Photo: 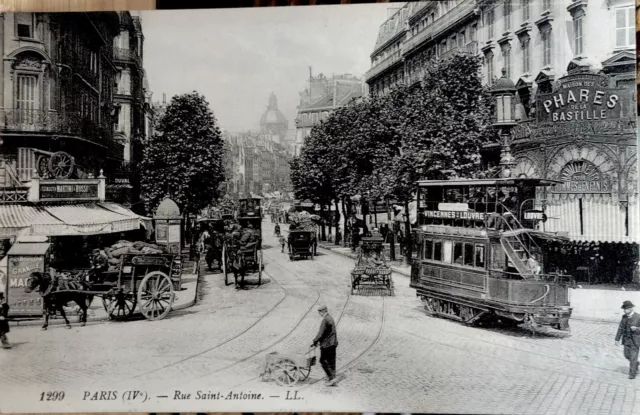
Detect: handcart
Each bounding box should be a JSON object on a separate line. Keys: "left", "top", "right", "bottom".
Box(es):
{"left": 260, "top": 346, "right": 318, "bottom": 387}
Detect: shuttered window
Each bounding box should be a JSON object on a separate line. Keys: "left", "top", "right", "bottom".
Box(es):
{"left": 16, "top": 75, "right": 38, "bottom": 110}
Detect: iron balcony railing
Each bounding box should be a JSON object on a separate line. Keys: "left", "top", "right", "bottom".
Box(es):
{"left": 114, "top": 47, "right": 141, "bottom": 66}
{"left": 439, "top": 41, "right": 479, "bottom": 59}
{"left": 403, "top": 0, "right": 477, "bottom": 56}
{"left": 365, "top": 49, "right": 404, "bottom": 81}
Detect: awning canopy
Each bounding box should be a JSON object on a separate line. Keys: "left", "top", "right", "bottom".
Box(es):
{"left": 0, "top": 203, "right": 149, "bottom": 238}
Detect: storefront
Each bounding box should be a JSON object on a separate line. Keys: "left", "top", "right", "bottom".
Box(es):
{"left": 0, "top": 172, "right": 151, "bottom": 296}
{"left": 503, "top": 68, "right": 638, "bottom": 284}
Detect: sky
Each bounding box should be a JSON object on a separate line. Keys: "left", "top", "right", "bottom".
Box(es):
{"left": 140, "top": 4, "right": 392, "bottom": 133}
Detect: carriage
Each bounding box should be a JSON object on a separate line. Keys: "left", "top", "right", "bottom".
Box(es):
{"left": 350, "top": 235, "right": 394, "bottom": 296}
{"left": 409, "top": 178, "right": 573, "bottom": 331}
{"left": 288, "top": 230, "right": 314, "bottom": 261}
{"left": 222, "top": 197, "right": 263, "bottom": 287}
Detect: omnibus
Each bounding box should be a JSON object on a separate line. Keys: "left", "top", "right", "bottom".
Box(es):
{"left": 409, "top": 178, "right": 572, "bottom": 331}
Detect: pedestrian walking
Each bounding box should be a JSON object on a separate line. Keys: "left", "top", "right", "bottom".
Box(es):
{"left": 279, "top": 234, "right": 286, "bottom": 253}
{"left": 0, "top": 292, "right": 11, "bottom": 349}
{"left": 312, "top": 304, "right": 339, "bottom": 386}
{"left": 615, "top": 300, "right": 640, "bottom": 379}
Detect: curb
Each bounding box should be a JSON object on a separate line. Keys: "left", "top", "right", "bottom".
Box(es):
{"left": 9, "top": 272, "right": 199, "bottom": 328}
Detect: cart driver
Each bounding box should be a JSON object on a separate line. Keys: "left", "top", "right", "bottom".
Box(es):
{"left": 240, "top": 223, "right": 258, "bottom": 249}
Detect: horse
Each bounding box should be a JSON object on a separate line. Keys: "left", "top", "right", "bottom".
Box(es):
{"left": 224, "top": 243, "right": 252, "bottom": 289}
{"left": 26, "top": 272, "right": 94, "bottom": 330}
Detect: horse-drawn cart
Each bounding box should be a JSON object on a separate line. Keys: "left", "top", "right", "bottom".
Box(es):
{"left": 350, "top": 236, "right": 394, "bottom": 296}
{"left": 222, "top": 197, "right": 263, "bottom": 288}
{"left": 94, "top": 253, "right": 182, "bottom": 321}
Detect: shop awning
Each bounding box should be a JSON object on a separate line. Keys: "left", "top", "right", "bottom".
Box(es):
{"left": 0, "top": 203, "right": 149, "bottom": 238}
{"left": 42, "top": 204, "right": 142, "bottom": 235}
{"left": 0, "top": 204, "right": 63, "bottom": 238}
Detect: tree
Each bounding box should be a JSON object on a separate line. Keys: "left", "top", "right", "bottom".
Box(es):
{"left": 140, "top": 92, "right": 226, "bottom": 217}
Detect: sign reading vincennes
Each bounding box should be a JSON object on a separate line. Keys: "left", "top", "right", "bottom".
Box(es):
{"left": 537, "top": 74, "right": 623, "bottom": 124}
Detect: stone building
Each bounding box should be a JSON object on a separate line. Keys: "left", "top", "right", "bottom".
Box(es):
{"left": 0, "top": 12, "right": 124, "bottom": 188}
{"left": 260, "top": 92, "right": 288, "bottom": 140}
{"left": 294, "top": 72, "right": 366, "bottom": 156}
{"left": 366, "top": 0, "right": 638, "bottom": 283}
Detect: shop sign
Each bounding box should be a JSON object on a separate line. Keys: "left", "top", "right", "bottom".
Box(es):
{"left": 7, "top": 255, "right": 44, "bottom": 315}
{"left": 537, "top": 74, "right": 623, "bottom": 124}
{"left": 423, "top": 210, "right": 488, "bottom": 221}
{"left": 551, "top": 161, "right": 610, "bottom": 194}
{"left": 39, "top": 181, "right": 99, "bottom": 201}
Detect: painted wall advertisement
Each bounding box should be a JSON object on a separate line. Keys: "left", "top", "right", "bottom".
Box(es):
{"left": 7, "top": 255, "right": 45, "bottom": 315}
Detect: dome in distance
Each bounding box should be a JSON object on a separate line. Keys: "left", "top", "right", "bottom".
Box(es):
{"left": 260, "top": 92, "right": 288, "bottom": 128}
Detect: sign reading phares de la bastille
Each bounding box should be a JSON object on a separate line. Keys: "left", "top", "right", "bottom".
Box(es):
{"left": 536, "top": 73, "right": 623, "bottom": 124}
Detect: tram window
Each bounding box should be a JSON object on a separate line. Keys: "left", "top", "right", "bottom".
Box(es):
{"left": 464, "top": 243, "right": 474, "bottom": 266}
{"left": 433, "top": 241, "right": 443, "bottom": 261}
{"left": 453, "top": 242, "right": 463, "bottom": 265}
{"left": 424, "top": 239, "right": 433, "bottom": 260}
{"left": 443, "top": 240, "right": 453, "bottom": 263}
{"left": 475, "top": 245, "right": 486, "bottom": 268}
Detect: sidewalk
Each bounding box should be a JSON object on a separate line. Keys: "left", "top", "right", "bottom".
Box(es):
{"left": 10, "top": 254, "right": 200, "bottom": 328}
{"left": 317, "top": 241, "right": 633, "bottom": 324}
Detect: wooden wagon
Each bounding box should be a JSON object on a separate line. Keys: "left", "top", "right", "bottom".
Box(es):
{"left": 350, "top": 236, "right": 394, "bottom": 296}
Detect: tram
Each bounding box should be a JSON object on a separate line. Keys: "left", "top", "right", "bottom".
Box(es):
{"left": 409, "top": 178, "right": 573, "bottom": 331}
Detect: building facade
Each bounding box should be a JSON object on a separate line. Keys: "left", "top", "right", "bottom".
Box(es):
{"left": 367, "top": 0, "right": 638, "bottom": 282}
{"left": 294, "top": 72, "right": 366, "bottom": 156}
{"left": 0, "top": 12, "right": 125, "bottom": 190}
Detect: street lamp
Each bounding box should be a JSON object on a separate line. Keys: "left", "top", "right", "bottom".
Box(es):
{"left": 490, "top": 68, "right": 517, "bottom": 178}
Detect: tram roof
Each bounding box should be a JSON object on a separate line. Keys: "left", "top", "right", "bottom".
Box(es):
{"left": 416, "top": 178, "right": 563, "bottom": 187}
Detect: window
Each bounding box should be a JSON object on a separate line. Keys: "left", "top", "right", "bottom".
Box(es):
{"left": 522, "top": 38, "right": 530, "bottom": 73}
{"left": 16, "top": 75, "right": 38, "bottom": 110}
{"left": 475, "top": 245, "right": 485, "bottom": 268}
{"left": 89, "top": 51, "right": 98, "bottom": 73}
{"left": 15, "top": 13, "right": 34, "bottom": 38}
{"left": 458, "top": 31, "right": 466, "bottom": 48}
{"left": 443, "top": 240, "right": 453, "bottom": 264}
{"left": 504, "top": 0, "right": 511, "bottom": 30}
{"left": 573, "top": 17, "right": 584, "bottom": 55}
{"left": 470, "top": 24, "right": 477, "bottom": 41}
{"left": 486, "top": 8, "right": 494, "bottom": 39}
{"left": 615, "top": 7, "right": 634, "bottom": 48}
{"left": 433, "top": 241, "right": 443, "bottom": 261}
{"left": 486, "top": 53, "right": 494, "bottom": 83}
{"left": 522, "top": 0, "right": 530, "bottom": 21}
{"left": 542, "top": 0, "right": 551, "bottom": 11}
{"left": 542, "top": 29, "right": 552, "bottom": 66}
{"left": 424, "top": 239, "right": 433, "bottom": 260}
{"left": 463, "top": 243, "right": 474, "bottom": 266}
{"left": 503, "top": 47, "right": 511, "bottom": 78}
{"left": 453, "top": 242, "right": 463, "bottom": 264}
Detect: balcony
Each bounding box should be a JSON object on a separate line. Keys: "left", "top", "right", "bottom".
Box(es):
{"left": 365, "top": 49, "right": 404, "bottom": 81}
{"left": 0, "top": 109, "right": 119, "bottom": 151}
{"left": 114, "top": 47, "right": 141, "bottom": 67}
{"left": 439, "top": 41, "right": 479, "bottom": 59}
{"left": 403, "top": 0, "right": 477, "bottom": 56}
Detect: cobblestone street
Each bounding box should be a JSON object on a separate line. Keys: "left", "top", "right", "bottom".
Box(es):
{"left": 0, "top": 221, "right": 638, "bottom": 414}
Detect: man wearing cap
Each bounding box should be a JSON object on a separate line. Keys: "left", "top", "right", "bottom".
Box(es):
{"left": 615, "top": 300, "right": 640, "bottom": 379}
{"left": 312, "top": 304, "right": 338, "bottom": 385}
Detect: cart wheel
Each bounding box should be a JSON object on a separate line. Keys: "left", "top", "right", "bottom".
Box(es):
{"left": 273, "top": 358, "right": 300, "bottom": 387}
{"left": 48, "top": 151, "right": 75, "bottom": 179}
{"left": 298, "top": 366, "right": 311, "bottom": 381}
{"left": 258, "top": 249, "right": 262, "bottom": 286}
{"left": 102, "top": 293, "right": 136, "bottom": 321}
{"left": 138, "top": 271, "right": 175, "bottom": 321}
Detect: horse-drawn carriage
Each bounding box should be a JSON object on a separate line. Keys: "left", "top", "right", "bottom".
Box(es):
{"left": 26, "top": 247, "right": 183, "bottom": 329}
{"left": 350, "top": 235, "right": 394, "bottom": 296}
{"left": 222, "top": 197, "right": 263, "bottom": 288}
{"left": 197, "top": 216, "right": 225, "bottom": 272}
{"left": 288, "top": 230, "right": 314, "bottom": 261}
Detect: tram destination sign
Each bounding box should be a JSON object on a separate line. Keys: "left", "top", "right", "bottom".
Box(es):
{"left": 537, "top": 74, "right": 623, "bottom": 124}
{"left": 424, "top": 210, "right": 488, "bottom": 220}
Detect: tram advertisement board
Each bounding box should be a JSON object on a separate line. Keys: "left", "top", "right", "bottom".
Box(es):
{"left": 6, "top": 254, "right": 46, "bottom": 316}
{"left": 423, "top": 210, "right": 488, "bottom": 220}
